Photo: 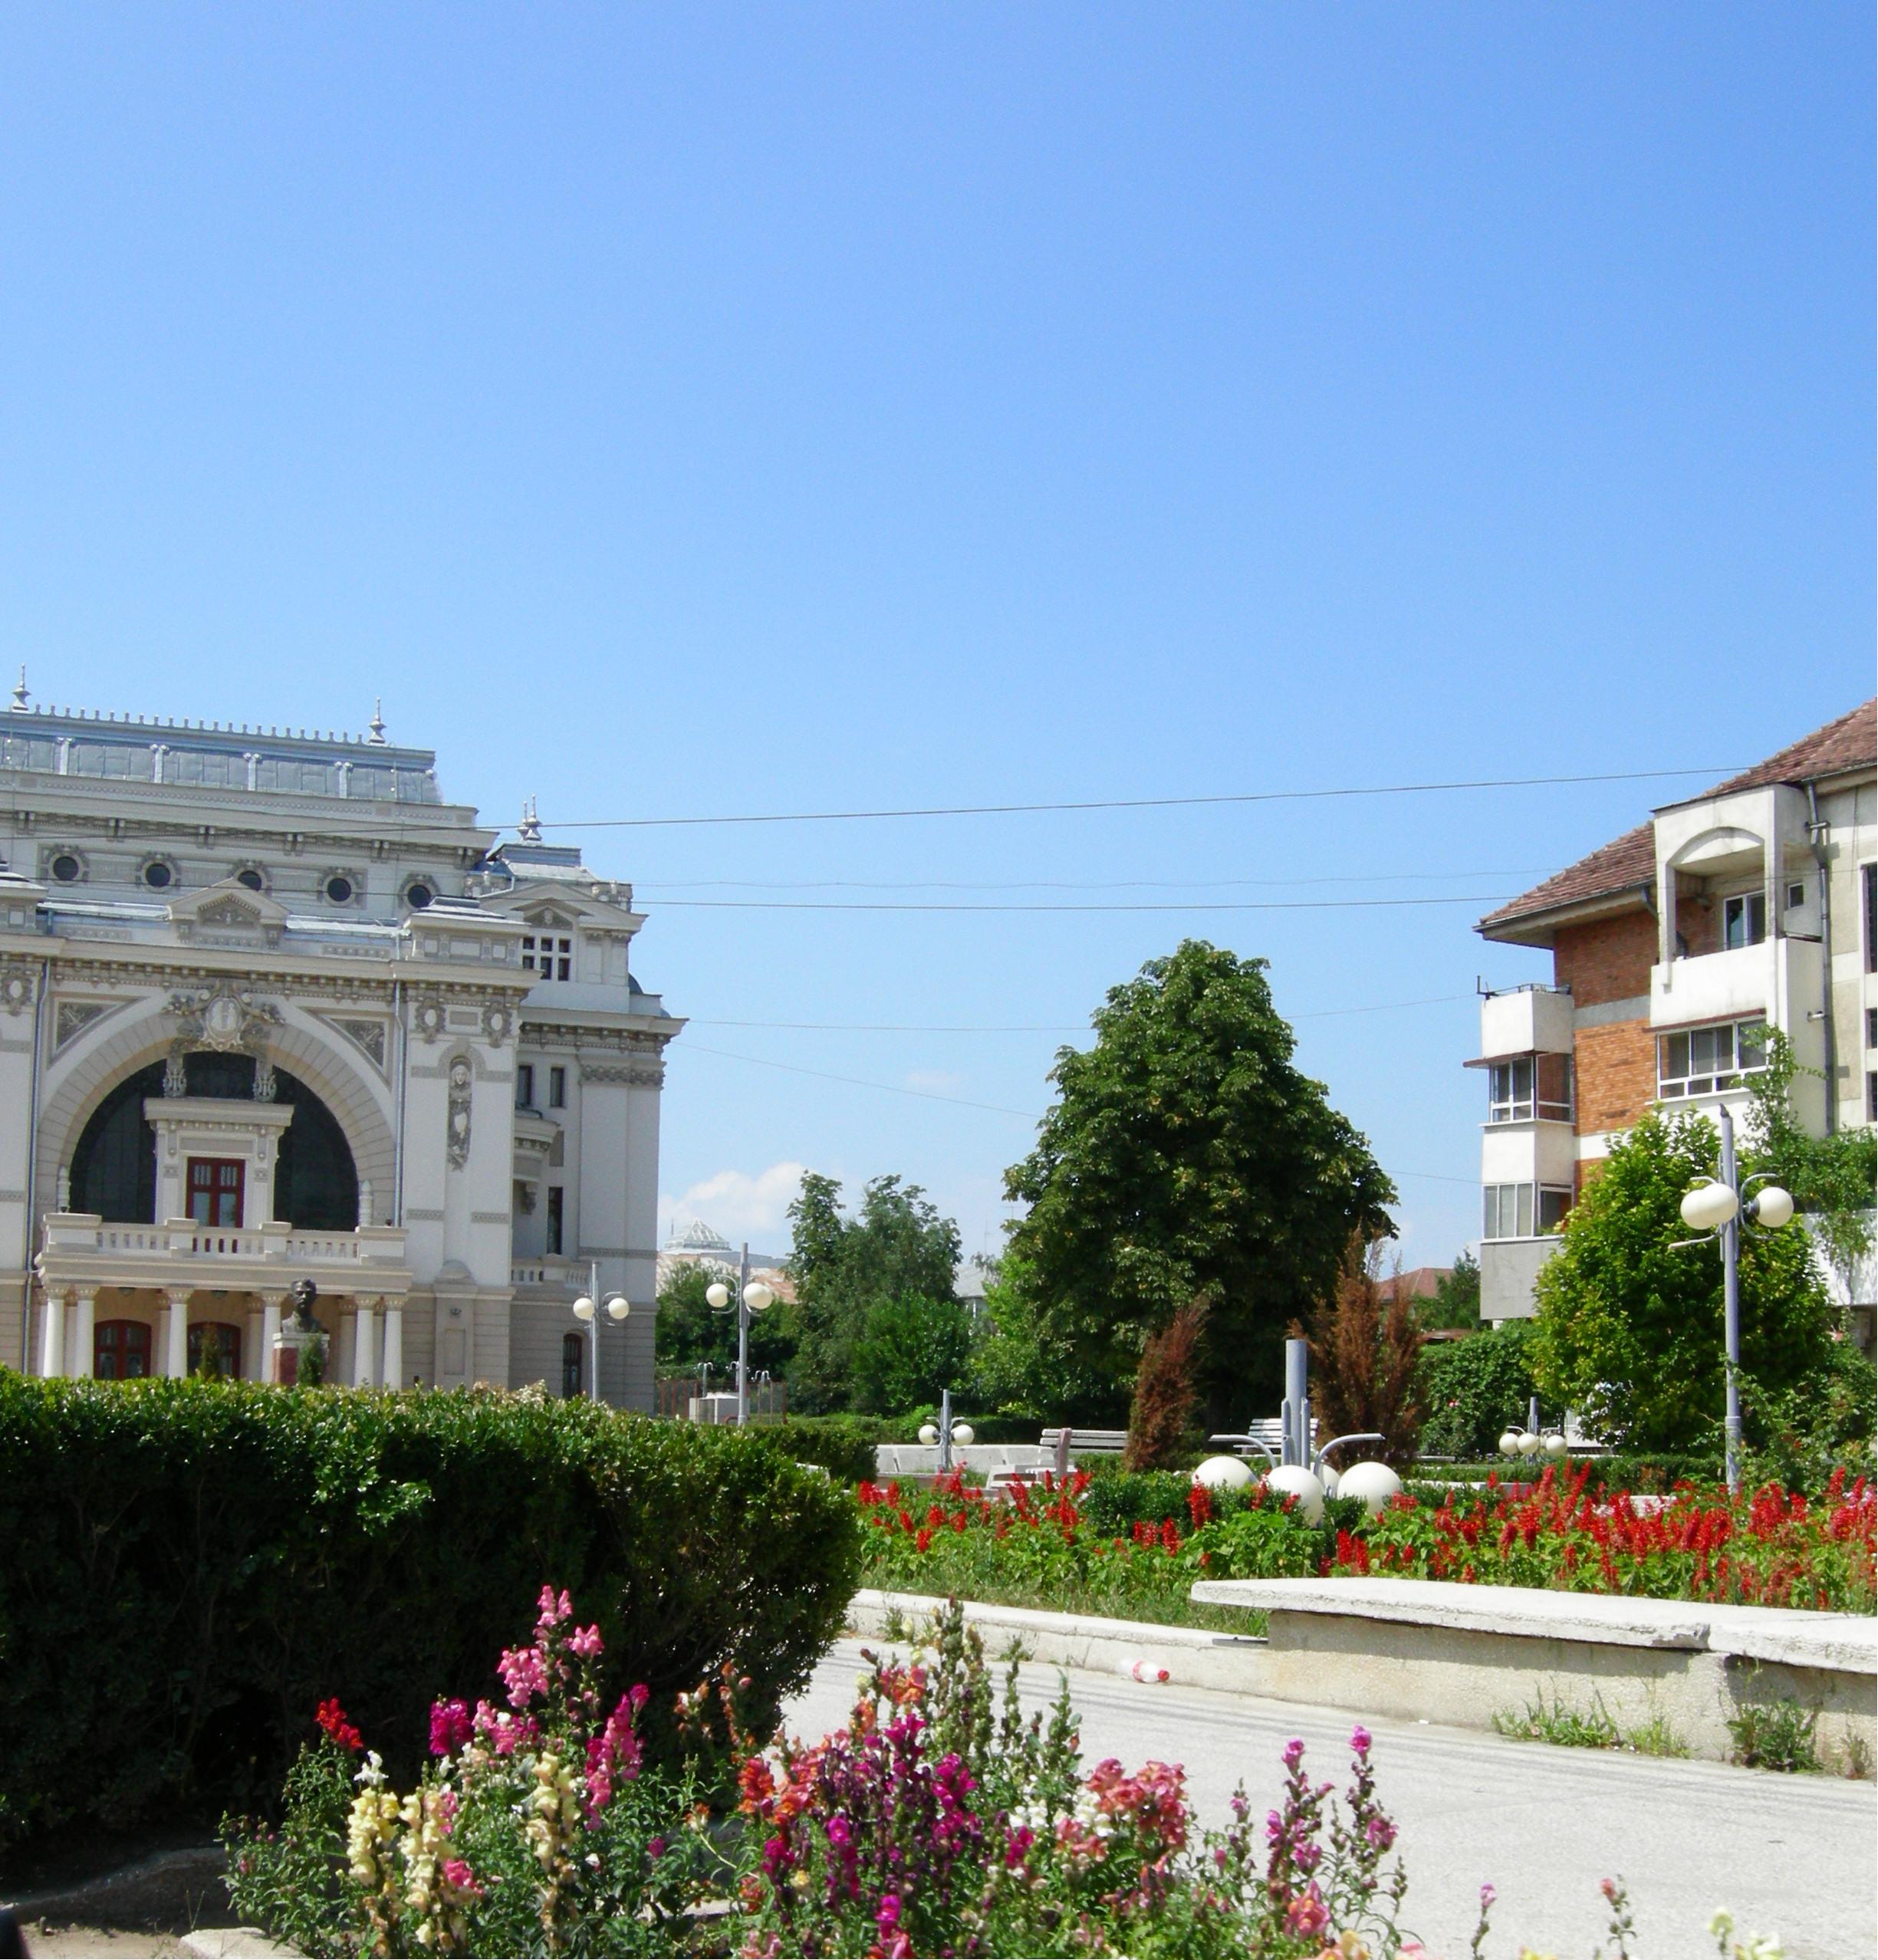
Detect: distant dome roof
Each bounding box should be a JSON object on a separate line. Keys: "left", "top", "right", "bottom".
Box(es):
{"left": 668, "top": 1219, "right": 732, "bottom": 1252}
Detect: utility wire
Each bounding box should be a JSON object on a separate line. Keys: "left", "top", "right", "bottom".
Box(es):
{"left": 656, "top": 893, "right": 1512, "bottom": 914}
{"left": 638, "top": 868, "right": 1549, "bottom": 894}
{"left": 540, "top": 765, "right": 1737, "bottom": 833}
{"left": 686, "top": 993, "right": 1475, "bottom": 1034}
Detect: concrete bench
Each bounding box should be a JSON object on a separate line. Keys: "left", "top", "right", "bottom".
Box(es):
{"left": 1038, "top": 1427, "right": 1127, "bottom": 1459}
{"left": 874, "top": 1442, "right": 1054, "bottom": 1481}
{"left": 1189, "top": 1574, "right": 1876, "bottom": 1770}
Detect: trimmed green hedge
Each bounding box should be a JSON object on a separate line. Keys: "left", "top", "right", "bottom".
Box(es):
{"left": 0, "top": 1376, "right": 861, "bottom": 1847}
{"left": 760, "top": 1415, "right": 880, "bottom": 1484}
{"left": 874, "top": 1412, "right": 1043, "bottom": 1446}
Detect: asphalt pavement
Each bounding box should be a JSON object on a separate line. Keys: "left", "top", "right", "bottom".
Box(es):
{"left": 783, "top": 1636, "right": 1878, "bottom": 1960}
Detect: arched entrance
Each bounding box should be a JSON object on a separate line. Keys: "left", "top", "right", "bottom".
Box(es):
{"left": 70, "top": 1054, "right": 360, "bottom": 1228}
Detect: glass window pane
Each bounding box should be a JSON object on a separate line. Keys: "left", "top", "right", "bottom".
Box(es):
{"left": 1516, "top": 1184, "right": 1533, "bottom": 1236}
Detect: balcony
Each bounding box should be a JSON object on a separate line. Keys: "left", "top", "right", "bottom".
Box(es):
{"left": 1649, "top": 936, "right": 1823, "bottom": 1056}
{"left": 511, "top": 1255, "right": 584, "bottom": 1291}
{"left": 1477, "top": 984, "right": 1574, "bottom": 1062}
{"left": 1480, "top": 1237, "right": 1561, "bottom": 1322}
{"left": 38, "top": 1212, "right": 410, "bottom": 1303}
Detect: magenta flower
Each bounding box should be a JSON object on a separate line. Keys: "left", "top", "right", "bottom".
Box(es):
{"left": 439, "top": 1856, "right": 483, "bottom": 1899}
{"left": 567, "top": 1623, "right": 604, "bottom": 1660}
{"left": 497, "top": 1644, "right": 549, "bottom": 1710}
{"left": 1350, "top": 1723, "right": 1373, "bottom": 1754}
{"left": 429, "top": 1698, "right": 473, "bottom": 1757}
{"left": 1284, "top": 1886, "right": 1330, "bottom": 1939}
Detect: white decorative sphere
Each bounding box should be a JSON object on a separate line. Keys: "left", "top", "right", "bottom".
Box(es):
{"left": 1516, "top": 1431, "right": 1541, "bottom": 1457}
{"left": 1192, "top": 1454, "right": 1255, "bottom": 1491}
{"left": 951, "top": 1423, "right": 975, "bottom": 1446}
{"left": 1541, "top": 1432, "right": 1568, "bottom": 1458}
{"left": 917, "top": 1422, "right": 939, "bottom": 1446}
{"left": 1262, "top": 1464, "right": 1326, "bottom": 1524}
{"left": 705, "top": 1282, "right": 730, "bottom": 1310}
{"left": 1498, "top": 1431, "right": 1522, "bottom": 1458}
{"left": 1335, "top": 1461, "right": 1403, "bottom": 1515}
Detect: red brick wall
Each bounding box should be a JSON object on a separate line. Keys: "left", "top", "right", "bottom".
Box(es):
{"left": 1574, "top": 1018, "right": 1656, "bottom": 1134}
{"left": 1554, "top": 911, "right": 1656, "bottom": 1006}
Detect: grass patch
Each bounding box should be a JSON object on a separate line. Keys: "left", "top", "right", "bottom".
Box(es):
{"left": 1727, "top": 1697, "right": 1821, "bottom": 1774}
{"left": 1492, "top": 1690, "right": 1688, "bottom": 1757}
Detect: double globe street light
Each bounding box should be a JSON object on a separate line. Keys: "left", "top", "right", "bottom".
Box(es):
{"left": 571, "top": 1265, "right": 630, "bottom": 1403}
{"left": 705, "top": 1258, "right": 776, "bottom": 1426}
{"left": 1673, "top": 1101, "right": 1794, "bottom": 1495}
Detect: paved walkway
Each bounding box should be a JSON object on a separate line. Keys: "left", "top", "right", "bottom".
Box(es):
{"left": 784, "top": 1636, "right": 1878, "bottom": 1960}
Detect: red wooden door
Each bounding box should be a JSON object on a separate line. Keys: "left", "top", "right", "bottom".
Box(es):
{"left": 186, "top": 1158, "right": 245, "bottom": 1227}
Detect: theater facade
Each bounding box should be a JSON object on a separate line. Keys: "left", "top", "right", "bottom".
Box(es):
{"left": 1, "top": 686, "right": 680, "bottom": 1406}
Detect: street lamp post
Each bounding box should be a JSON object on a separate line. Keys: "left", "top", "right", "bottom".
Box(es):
{"left": 1675, "top": 1103, "right": 1794, "bottom": 1495}
{"left": 571, "top": 1260, "right": 630, "bottom": 1403}
{"left": 706, "top": 1241, "right": 775, "bottom": 1425}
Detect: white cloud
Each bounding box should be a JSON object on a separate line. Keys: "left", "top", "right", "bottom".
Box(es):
{"left": 662, "top": 1161, "right": 806, "bottom": 1248}
{"left": 903, "top": 1068, "right": 963, "bottom": 1093}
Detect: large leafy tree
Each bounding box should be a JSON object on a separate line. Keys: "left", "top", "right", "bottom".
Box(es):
{"left": 654, "top": 1263, "right": 797, "bottom": 1379}
{"left": 1530, "top": 1109, "right": 1832, "bottom": 1450}
{"left": 786, "top": 1172, "right": 963, "bottom": 1412}
{"left": 850, "top": 1293, "right": 978, "bottom": 1416}
{"left": 1002, "top": 940, "right": 1396, "bottom": 1427}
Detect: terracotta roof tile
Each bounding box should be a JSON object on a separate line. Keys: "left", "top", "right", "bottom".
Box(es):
{"left": 1478, "top": 701, "right": 1874, "bottom": 936}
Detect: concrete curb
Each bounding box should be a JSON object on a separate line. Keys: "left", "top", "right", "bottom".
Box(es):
{"left": 850, "top": 1583, "right": 1876, "bottom": 1771}
{"left": 180, "top": 1930, "right": 298, "bottom": 1958}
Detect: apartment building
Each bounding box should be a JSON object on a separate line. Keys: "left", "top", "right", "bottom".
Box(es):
{"left": 1469, "top": 699, "right": 1875, "bottom": 1337}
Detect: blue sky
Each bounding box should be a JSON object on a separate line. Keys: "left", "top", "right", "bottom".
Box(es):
{"left": 1, "top": 5, "right": 1870, "bottom": 1266}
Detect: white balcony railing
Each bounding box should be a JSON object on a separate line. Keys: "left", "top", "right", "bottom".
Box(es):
{"left": 39, "top": 1213, "right": 409, "bottom": 1276}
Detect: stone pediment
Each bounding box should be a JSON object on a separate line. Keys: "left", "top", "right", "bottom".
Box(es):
{"left": 490, "top": 880, "right": 644, "bottom": 934}
{"left": 169, "top": 878, "right": 289, "bottom": 945}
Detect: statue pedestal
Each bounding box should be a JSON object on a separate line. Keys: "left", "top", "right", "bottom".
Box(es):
{"left": 273, "top": 1322, "right": 325, "bottom": 1386}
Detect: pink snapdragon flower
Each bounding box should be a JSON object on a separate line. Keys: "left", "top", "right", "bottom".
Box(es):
{"left": 498, "top": 1644, "right": 549, "bottom": 1710}
{"left": 429, "top": 1698, "right": 473, "bottom": 1757}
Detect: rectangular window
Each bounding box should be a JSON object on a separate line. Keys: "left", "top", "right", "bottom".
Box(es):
{"left": 1482, "top": 1182, "right": 1534, "bottom": 1240}
{"left": 546, "top": 1186, "right": 564, "bottom": 1255}
{"left": 1866, "top": 864, "right": 1877, "bottom": 975}
{"left": 554, "top": 935, "right": 573, "bottom": 981}
{"left": 1535, "top": 1051, "right": 1574, "bottom": 1122}
{"left": 1784, "top": 880, "right": 1806, "bottom": 913}
{"left": 548, "top": 1065, "right": 566, "bottom": 1108}
{"left": 1658, "top": 1019, "right": 1768, "bottom": 1099}
{"left": 521, "top": 934, "right": 537, "bottom": 973}
{"left": 515, "top": 1064, "right": 534, "bottom": 1109}
{"left": 1538, "top": 1186, "right": 1572, "bottom": 1232}
{"left": 1487, "top": 1057, "right": 1534, "bottom": 1123}
{"left": 1868, "top": 1071, "right": 1877, "bottom": 1124}
{"left": 186, "top": 1158, "right": 244, "bottom": 1228}
{"left": 1722, "top": 890, "right": 1767, "bottom": 950}
{"left": 519, "top": 932, "right": 574, "bottom": 979}
{"left": 1866, "top": 1007, "right": 1877, "bottom": 1051}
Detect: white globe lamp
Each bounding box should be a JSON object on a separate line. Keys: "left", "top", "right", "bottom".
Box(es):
{"left": 1192, "top": 1454, "right": 1254, "bottom": 1491}
{"left": 572, "top": 1296, "right": 595, "bottom": 1323}
{"left": 1541, "top": 1432, "right": 1567, "bottom": 1459}
{"left": 1336, "top": 1461, "right": 1403, "bottom": 1514}
{"left": 917, "top": 1422, "right": 939, "bottom": 1446}
{"left": 1516, "top": 1430, "right": 1541, "bottom": 1457}
{"left": 743, "top": 1281, "right": 775, "bottom": 1312}
{"left": 1748, "top": 1185, "right": 1794, "bottom": 1229}
{"left": 605, "top": 1295, "right": 629, "bottom": 1323}
{"left": 1679, "top": 1182, "right": 1739, "bottom": 1232}
{"left": 950, "top": 1422, "right": 975, "bottom": 1446}
{"left": 705, "top": 1281, "right": 730, "bottom": 1310}
{"left": 1498, "top": 1430, "right": 1522, "bottom": 1458}
{"left": 1264, "top": 1464, "right": 1326, "bottom": 1524}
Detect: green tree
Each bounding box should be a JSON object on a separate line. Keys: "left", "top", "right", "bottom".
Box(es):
{"left": 1530, "top": 1110, "right": 1832, "bottom": 1450}
{"left": 970, "top": 1251, "right": 1123, "bottom": 1423}
{"left": 1003, "top": 940, "right": 1396, "bottom": 1427}
{"left": 1744, "top": 1031, "right": 1877, "bottom": 1317}
{"left": 1419, "top": 1251, "right": 1482, "bottom": 1333}
{"left": 787, "top": 1172, "right": 963, "bottom": 1412}
{"left": 1417, "top": 1321, "right": 1541, "bottom": 1460}
{"left": 655, "top": 1264, "right": 797, "bottom": 1379}
{"left": 850, "top": 1292, "right": 978, "bottom": 1416}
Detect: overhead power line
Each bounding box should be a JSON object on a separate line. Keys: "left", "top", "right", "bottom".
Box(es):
{"left": 639, "top": 868, "right": 1550, "bottom": 894}
{"left": 540, "top": 765, "right": 1738, "bottom": 833}
{"left": 657, "top": 893, "right": 1512, "bottom": 914}
{"left": 686, "top": 993, "right": 1475, "bottom": 1034}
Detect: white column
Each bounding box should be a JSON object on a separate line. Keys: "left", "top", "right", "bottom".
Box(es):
{"left": 38, "top": 1288, "right": 64, "bottom": 1378}
{"left": 260, "top": 1294, "right": 283, "bottom": 1383}
{"left": 70, "top": 1291, "right": 96, "bottom": 1380}
{"left": 335, "top": 1310, "right": 357, "bottom": 1386}
{"left": 380, "top": 1298, "right": 403, "bottom": 1390}
{"left": 244, "top": 1306, "right": 264, "bottom": 1381}
{"left": 353, "top": 1302, "right": 377, "bottom": 1388}
{"left": 164, "top": 1291, "right": 191, "bottom": 1379}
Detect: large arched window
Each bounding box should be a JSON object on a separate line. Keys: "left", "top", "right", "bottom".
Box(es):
{"left": 188, "top": 1321, "right": 242, "bottom": 1380}
{"left": 71, "top": 1057, "right": 360, "bottom": 1229}
{"left": 94, "top": 1318, "right": 151, "bottom": 1380}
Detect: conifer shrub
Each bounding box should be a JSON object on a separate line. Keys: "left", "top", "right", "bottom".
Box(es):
{"left": 1123, "top": 1297, "right": 1207, "bottom": 1472}
{"left": 0, "top": 1375, "right": 860, "bottom": 1847}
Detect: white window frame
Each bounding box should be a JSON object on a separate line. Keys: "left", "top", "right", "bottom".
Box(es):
{"left": 515, "top": 1063, "right": 535, "bottom": 1110}
{"left": 1658, "top": 1019, "right": 1768, "bottom": 1100}
{"left": 1722, "top": 890, "right": 1767, "bottom": 951}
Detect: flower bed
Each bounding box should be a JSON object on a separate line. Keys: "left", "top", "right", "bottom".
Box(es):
{"left": 855, "top": 1471, "right": 1335, "bottom": 1629}
{"left": 226, "top": 1589, "right": 1783, "bottom": 1958}
{"left": 1327, "top": 1466, "right": 1876, "bottom": 1613}
{"left": 853, "top": 1465, "right": 1877, "bottom": 1626}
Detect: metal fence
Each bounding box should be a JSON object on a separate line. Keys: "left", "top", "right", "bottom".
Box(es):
{"left": 654, "top": 1375, "right": 788, "bottom": 1422}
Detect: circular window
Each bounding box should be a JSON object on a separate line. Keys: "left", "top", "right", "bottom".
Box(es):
{"left": 143, "top": 861, "right": 173, "bottom": 891}
{"left": 49, "top": 853, "right": 81, "bottom": 884}
{"left": 406, "top": 881, "right": 434, "bottom": 910}
{"left": 324, "top": 874, "right": 354, "bottom": 906}
{"left": 235, "top": 868, "right": 266, "bottom": 893}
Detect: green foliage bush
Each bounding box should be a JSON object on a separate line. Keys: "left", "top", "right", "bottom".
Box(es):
{"left": 1416, "top": 1324, "right": 1541, "bottom": 1460}
{"left": 758, "top": 1413, "right": 880, "bottom": 1485}
{"left": 0, "top": 1376, "right": 860, "bottom": 1847}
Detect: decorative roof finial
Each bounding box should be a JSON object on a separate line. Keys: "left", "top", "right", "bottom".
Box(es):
{"left": 9, "top": 666, "right": 28, "bottom": 713}
{"left": 518, "top": 796, "right": 543, "bottom": 844}
{"left": 367, "top": 699, "right": 387, "bottom": 745}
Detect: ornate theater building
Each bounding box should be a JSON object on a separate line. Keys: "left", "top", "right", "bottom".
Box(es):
{"left": 0, "top": 686, "right": 681, "bottom": 1406}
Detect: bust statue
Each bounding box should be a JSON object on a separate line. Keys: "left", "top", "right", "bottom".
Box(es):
{"left": 289, "top": 1278, "right": 320, "bottom": 1332}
